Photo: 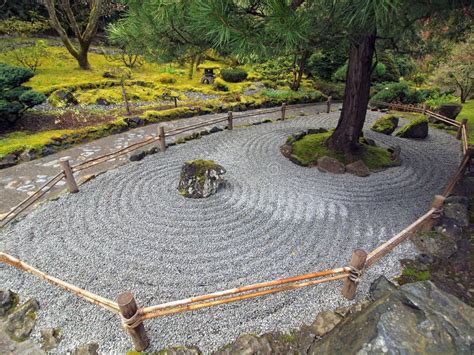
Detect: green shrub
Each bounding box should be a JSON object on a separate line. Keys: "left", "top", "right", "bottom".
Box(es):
{"left": 213, "top": 78, "right": 229, "bottom": 92}
{"left": 370, "top": 81, "right": 441, "bottom": 106}
{"left": 157, "top": 73, "right": 177, "bottom": 84}
{"left": 5, "top": 40, "right": 47, "bottom": 72}
{"left": 0, "top": 63, "right": 46, "bottom": 130}
{"left": 0, "top": 17, "right": 49, "bottom": 35}
{"left": 314, "top": 81, "right": 345, "bottom": 100}
{"left": 221, "top": 68, "right": 248, "bottom": 83}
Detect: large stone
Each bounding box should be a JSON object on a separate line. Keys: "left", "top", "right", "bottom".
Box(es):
{"left": 48, "top": 89, "right": 78, "bottom": 107}
{"left": 371, "top": 115, "right": 399, "bottom": 135}
{"left": 0, "top": 290, "right": 18, "bottom": 317}
{"left": 71, "top": 343, "right": 99, "bottom": 355}
{"left": 5, "top": 298, "right": 39, "bottom": 341}
{"left": 317, "top": 156, "right": 345, "bottom": 174}
{"left": 411, "top": 230, "right": 457, "bottom": 259}
{"left": 41, "top": 328, "right": 62, "bottom": 351}
{"left": 0, "top": 153, "right": 18, "bottom": 169}
{"left": 345, "top": 160, "right": 370, "bottom": 177}
{"left": 396, "top": 118, "right": 429, "bottom": 139}
{"left": 443, "top": 196, "right": 469, "bottom": 227}
{"left": 158, "top": 346, "right": 202, "bottom": 354}
{"left": 434, "top": 103, "right": 463, "bottom": 120}
{"left": 309, "top": 281, "right": 474, "bottom": 354}
{"left": 178, "top": 160, "right": 226, "bottom": 198}
{"left": 310, "top": 311, "right": 343, "bottom": 337}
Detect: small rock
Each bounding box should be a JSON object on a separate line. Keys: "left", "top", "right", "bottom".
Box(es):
{"left": 19, "top": 149, "right": 37, "bottom": 162}
{"left": 0, "top": 289, "right": 18, "bottom": 317}
{"left": 71, "top": 343, "right": 99, "bottom": 355}
{"left": 130, "top": 151, "right": 146, "bottom": 162}
{"left": 209, "top": 126, "right": 223, "bottom": 134}
{"left": 6, "top": 298, "right": 39, "bottom": 341}
{"left": 416, "top": 253, "right": 435, "bottom": 265}
{"left": 345, "top": 160, "right": 370, "bottom": 177}
{"left": 95, "top": 98, "right": 109, "bottom": 106}
{"left": 0, "top": 153, "right": 18, "bottom": 169}
{"left": 178, "top": 160, "right": 226, "bottom": 198}
{"left": 317, "top": 156, "right": 345, "bottom": 174}
{"left": 147, "top": 147, "right": 159, "bottom": 155}
{"left": 41, "top": 328, "right": 62, "bottom": 351}
{"left": 388, "top": 145, "right": 401, "bottom": 163}
{"left": 158, "top": 345, "right": 202, "bottom": 354}
{"left": 41, "top": 145, "right": 57, "bottom": 156}
{"left": 310, "top": 311, "right": 342, "bottom": 337}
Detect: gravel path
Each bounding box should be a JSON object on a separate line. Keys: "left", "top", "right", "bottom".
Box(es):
{"left": 0, "top": 111, "right": 462, "bottom": 353}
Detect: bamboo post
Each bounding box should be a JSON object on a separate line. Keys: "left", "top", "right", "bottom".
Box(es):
{"left": 457, "top": 118, "right": 468, "bottom": 140}
{"left": 173, "top": 96, "right": 178, "bottom": 108}
{"left": 117, "top": 292, "right": 149, "bottom": 351}
{"left": 342, "top": 249, "right": 367, "bottom": 300}
{"left": 281, "top": 102, "right": 286, "bottom": 120}
{"left": 158, "top": 126, "right": 166, "bottom": 152}
{"left": 326, "top": 96, "right": 332, "bottom": 113}
{"left": 60, "top": 160, "right": 78, "bottom": 193}
{"left": 227, "top": 111, "right": 233, "bottom": 130}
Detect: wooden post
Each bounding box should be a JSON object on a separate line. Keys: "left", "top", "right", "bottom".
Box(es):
{"left": 422, "top": 103, "right": 427, "bottom": 115}
{"left": 117, "top": 292, "right": 149, "bottom": 351}
{"left": 60, "top": 160, "right": 78, "bottom": 193}
{"left": 281, "top": 102, "right": 286, "bottom": 120}
{"left": 227, "top": 111, "right": 233, "bottom": 130}
{"left": 457, "top": 118, "right": 468, "bottom": 140}
{"left": 326, "top": 96, "right": 332, "bottom": 113}
{"left": 158, "top": 126, "right": 166, "bottom": 152}
{"left": 173, "top": 96, "right": 178, "bottom": 108}
{"left": 342, "top": 249, "right": 367, "bottom": 300}
{"left": 420, "top": 195, "right": 446, "bottom": 232}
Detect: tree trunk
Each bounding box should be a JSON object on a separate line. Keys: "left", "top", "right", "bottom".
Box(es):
{"left": 326, "top": 34, "right": 376, "bottom": 153}
{"left": 290, "top": 52, "right": 308, "bottom": 91}
{"left": 76, "top": 49, "right": 91, "bottom": 70}
{"left": 188, "top": 54, "right": 196, "bottom": 79}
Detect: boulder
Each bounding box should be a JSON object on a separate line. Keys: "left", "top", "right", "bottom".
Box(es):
{"left": 434, "top": 103, "right": 463, "bottom": 120}
{"left": 310, "top": 311, "right": 343, "bottom": 337}
{"left": 0, "top": 153, "right": 18, "bottom": 169}
{"left": 411, "top": 230, "right": 457, "bottom": 259}
{"left": 309, "top": 281, "right": 474, "bottom": 354}
{"left": 41, "top": 328, "right": 62, "bottom": 351}
{"left": 178, "top": 160, "right": 226, "bottom": 198}
{"left": 396, "top": 117, "right": 429, "bottom": 139}
{"left": 443, "top": 196, "right": 469, "bottom": 227}
{"left": 0, "top": 289, "right": 18, "bottom": 317}
{"left": 345, "top": 160, "right": 370, "bottom": 177}
{"left": 71, "top": 343, "right": 99, "bottom": 355}
{"left": 6, "top": 298, "right": 39, "bottom": 341}
{"left": 371, "top": 115, "right": 399, "bottom": 135}
{"left": 95, "top": 98, "right": 109, "bottom": 106}
{"left": 48, "top": 89, "right": 78, "bottom": 107}
{"left": 317, "top": 156, "right": 345, "bottom": 174}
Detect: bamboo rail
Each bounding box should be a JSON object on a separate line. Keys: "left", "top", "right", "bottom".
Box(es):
{"left": 0, "top": 252, "right": 119, "bottom": 313}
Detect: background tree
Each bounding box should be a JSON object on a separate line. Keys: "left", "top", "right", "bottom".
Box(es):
{"left": 433, "top": 35, "right": 473, "bottom": 103}
{"left": 42, "top": 0, "right": 109, "bottom": 69}
{"left": 0, "top": 63, "right": 46, "bottom": 131}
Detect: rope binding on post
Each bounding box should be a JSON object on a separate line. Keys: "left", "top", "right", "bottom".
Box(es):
{"left": 121, "top": 308, "right": 145, "bottom": 329}
{"left": 348, "top": 266, "right": 363, "bottom": 283}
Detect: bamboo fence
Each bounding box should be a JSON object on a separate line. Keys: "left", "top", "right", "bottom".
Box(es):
{"left": 0, "top": 100, "right": 332, "bottom": 227}
{"left": 0, "top": 100, "right": 471, "bottom": 351}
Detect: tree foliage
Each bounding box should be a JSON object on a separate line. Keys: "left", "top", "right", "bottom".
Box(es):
{"left": 0, "top": 63, "right": 46, "bottom": 129}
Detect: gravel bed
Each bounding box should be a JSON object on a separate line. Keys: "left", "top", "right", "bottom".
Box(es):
{"left": 0, "top": 111, "right": 462, "bottom": 353}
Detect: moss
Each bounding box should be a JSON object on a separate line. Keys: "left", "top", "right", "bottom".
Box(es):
{"left": 371, "top": 115, "right": 399, "bottom": 135}
{"left": 398, "top": 266, "right": 431, "bottom": 285}
{"left": 395, "top": 116, "right": 429, "bottom": 137}
{"left": 142, "top": 107, "right": 195, "bottom": 123}
{"left": 278, "top": 332, "right": 297, "bottom": 343}
{"left": 290, "top": 131, "right": 393, "bottom": 169}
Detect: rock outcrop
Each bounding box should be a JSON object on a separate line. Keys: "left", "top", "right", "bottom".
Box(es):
{"left": 178, "top": 160, "right": 226, "bottom": 198}
{"left": 396, "top": 117, "right": 429, "bottom": 139}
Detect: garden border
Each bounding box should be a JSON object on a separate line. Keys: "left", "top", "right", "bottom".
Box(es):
{"left": 0, "top": 100, "right": 471, "bottom": 351}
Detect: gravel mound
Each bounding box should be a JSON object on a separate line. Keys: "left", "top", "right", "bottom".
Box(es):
{"left": 0, "top": 112, "right": 461, "bottom": 353}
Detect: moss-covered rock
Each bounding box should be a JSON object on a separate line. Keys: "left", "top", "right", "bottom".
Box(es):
{"left": 371, "top": 115, "right": 399, "bottom": 135}
{"left": 396, "top": 116, "right": 429, "bottom": 139}
{"left": 178, "top": 160, "right": 226, "bottom": 198}
{"left": 283, "top": 130, "right": 396, "bottom": 172}
{"left": 142, "top": 107, "right": 195, "bottom": 123}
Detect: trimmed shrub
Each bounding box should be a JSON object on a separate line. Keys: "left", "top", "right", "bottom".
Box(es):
{"left": 314, "top": 81, "right": 345, "bottom": 100}
{"left": 0, "top": 63, "right": 46, "bottom": 129}
{"left": 158, "top": 74, "right": 177, "bottom": 84}
{"left": 221, "top": 68, "right": 248, "bottom": 83}
{"left": 213, "top": 78, "right": 229, "bottom": 92}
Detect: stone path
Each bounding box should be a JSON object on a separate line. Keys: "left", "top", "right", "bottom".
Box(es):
{"left": 0, "top": 109, "right": 462, "bottom": 353}
{"left": 0, "top": 103, "right": 334, "bottom": 217}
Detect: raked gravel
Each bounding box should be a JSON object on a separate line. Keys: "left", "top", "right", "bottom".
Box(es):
{"left": 0, "top": 111, "right": 462, "bottom": 353}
